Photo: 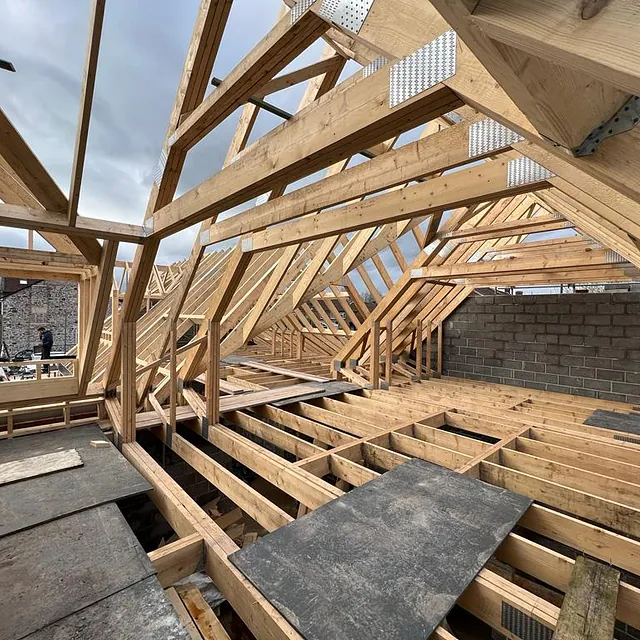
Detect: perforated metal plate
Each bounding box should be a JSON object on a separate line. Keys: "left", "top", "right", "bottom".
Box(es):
{"left": 444, "top": 110, "right": 463, "bottom": 124}
{"left": 573, "top": 95, "right": 640, "bottom": 157}
{"left": 153, "top": 148, "right": 168, "bottom": 187}
{"left": 615, "top": 434, "right": 640, "bottom": 446}
{"left": 469, "top": 118, "right": 524, "bottom": 158}
{"left": 291, "top": 0, "right": 316, "bottom": 23}
{"left": 320, "top": 0, "right": 373, "bottom": 33}
{"left": 319, "top": 0, "right": 340, "bottom": 21}
{"left": 501, "top": 602, "right": 553, "bottom": 640}
{"left": 389, "top": 30, "right": 456, "bottom": 109}
{"left": 507, "top": 157, "right": 554, "bottom": 187}
{"left": 549, "top": 212, "right": 574, "bottom": 228}
{"left": 363, "top": 56, "right": 389, "bottom": 79}
{"left": 605, "top": 249, "right": 626, "bottom": 264}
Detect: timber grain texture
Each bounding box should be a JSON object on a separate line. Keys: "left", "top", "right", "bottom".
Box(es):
{"left": 231, "top": 458, "right": 532, "bottom": 640}
{"left": 554, "top": 556, "right": 620, "bottom": 640}
{"left": 0, "top": 448, "right": 82, "bottom": 486}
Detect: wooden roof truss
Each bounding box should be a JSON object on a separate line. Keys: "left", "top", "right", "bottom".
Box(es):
{"left": 1, "top": 1, "right": 640, "bottom": 636}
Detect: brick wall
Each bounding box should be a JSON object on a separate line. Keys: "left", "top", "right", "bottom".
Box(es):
{"left": 443, "top": 292, "right": 640, "bottom": 404}
{"left": 1, "top": 280, "right": 78, "bottom": 354}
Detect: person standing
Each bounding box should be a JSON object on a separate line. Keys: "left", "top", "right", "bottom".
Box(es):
{"left": 38, "top": 326, "right": 53, "bottom": 374}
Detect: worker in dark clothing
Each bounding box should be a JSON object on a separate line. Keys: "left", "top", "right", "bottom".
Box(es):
{"left": 38, "top": 327, "right": 53, "bottom": 374}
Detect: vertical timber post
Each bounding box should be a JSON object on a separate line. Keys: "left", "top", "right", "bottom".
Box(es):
{"left": 206, "top": 319, "right": 220, "bottom": 429}
{"left": 297, "top": 330, "right": 304, "bottom": 359}
{"left": 121, "top": 321, "right": 136, "bottom": 444}
{"left": 415, "top": 320, "right": 423, "bottom": 380}
{"left": 425, "top": 320, "right": 432, "bottom": 379}
{"left": 111, "top": 286, "right": 119, "bottom": 345}
{"left": 437, "top": 321, "right": 443, "bottom": 376}
{"left": 169, "top": 320, "right": 177, "bottom": 431}
{"left": 385, "top": 317, "right": 393, "bottom": 386}
{"left": 370, "top": 320, "right": 380, "bottom": 389}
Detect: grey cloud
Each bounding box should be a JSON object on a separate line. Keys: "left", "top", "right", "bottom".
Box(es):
{"left": 0, "top": 0, "right": 302, "bottom": 263}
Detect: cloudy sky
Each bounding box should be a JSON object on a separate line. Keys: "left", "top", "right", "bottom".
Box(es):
{"left": 0, "top": 0, "right": 335, "bottom": 263}
{"left": 0, "top": 2, "right": 573, "bottom": 298}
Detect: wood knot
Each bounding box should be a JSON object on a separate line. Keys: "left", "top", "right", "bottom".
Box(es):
{"left": 580, "top": 0, "right": 609, "bottom": 19}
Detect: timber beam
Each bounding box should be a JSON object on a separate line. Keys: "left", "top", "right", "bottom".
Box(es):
{"left": 242, "top": 157, "right": 550, "bottom": 252}
{"left": 148, "top": 68, "right": 462, "bottom": 238}
{"left": 0, "top": 203, "right": 147, "bottom": 243}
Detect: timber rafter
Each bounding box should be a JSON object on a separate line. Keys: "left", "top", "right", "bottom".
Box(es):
{"left": 2, "top": 1, "right": 640, "bottom": 637}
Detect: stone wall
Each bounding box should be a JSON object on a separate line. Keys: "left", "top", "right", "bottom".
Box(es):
{"left": 442, "top": 292, "right": 640, "bottom": 404}
{"left": 1, "top": 280, "right": 78, "bottom": 355}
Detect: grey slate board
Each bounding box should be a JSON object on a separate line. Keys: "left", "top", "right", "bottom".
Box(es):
{"left": 0, "top": 424, "right": 150, "bottom": 537}
{"left": 24, "top": 577, "right": 191, "bottom": 640}
{"left": 0, "top": 503, "right": 155, "bottom": 640}
{"left": 272, "top": 381, "right": 362, "bottom": 407}
{"left": 584, "top": 409, "right": 640, "bottom": 437}
{"left": 231, "top": 458, "right": 532, "bottom": 640}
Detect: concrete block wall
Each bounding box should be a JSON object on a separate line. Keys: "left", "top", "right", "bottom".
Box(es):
{"left": 1, "top": 280, "right": 78, "bottom": 354}
{"left": 443, "top": 292, "right": 640, "bottom": 404}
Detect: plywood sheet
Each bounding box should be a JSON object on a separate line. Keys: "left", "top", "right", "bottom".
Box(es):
{"left": 0, "top": 449, "right": 82, "bottom": 486}
{"left": 219, "top": 383, "right": 325, "bottom": 413}
{"left": 271, "top": 381, "right": 362, "bottom": 406}
{"left": 24, "top": 577, "right": 192, "bottom": 640}
{"left": 231, "top": 459, "right": 531, "bottom": 640}
{"left": 0, "top": 503, "right": 155, "bottom": 640}
{"left": 224, "top": 357, "right": 331, "bottom": 383}
{"left": 0, "top": 424, "right": 150, "bottom": 537}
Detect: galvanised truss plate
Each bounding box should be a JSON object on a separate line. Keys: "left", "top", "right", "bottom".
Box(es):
{"left": 320, "top": 0, "right": 374, "bottom": 34}
{"left": 389, "top": 30, "right": 456, "bottom": 109}
{"left": 291, "top": 0, "right": 316, "bottom": 23}
{"left": 362, "top": 56, "right": 389, "bottom": 79}
{"left": 573, "top": 95, "right": 640, "bottom": 157}
{"left": 469, "top": 118, "right": 524, "bottom": 158}
{"left": 507, "top": 156, "right": 554, "bottom": 188}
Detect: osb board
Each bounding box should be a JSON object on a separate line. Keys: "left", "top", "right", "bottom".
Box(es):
{"left": 0, "top": 449, "right": 82, "bottom": 486}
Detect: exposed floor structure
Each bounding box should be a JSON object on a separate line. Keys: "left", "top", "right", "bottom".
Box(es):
{"left": 1, "top": 0, "right": 640, "bottom": 637}
{"left": 0, "top": 428, "right": 190, "bottom": 640}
